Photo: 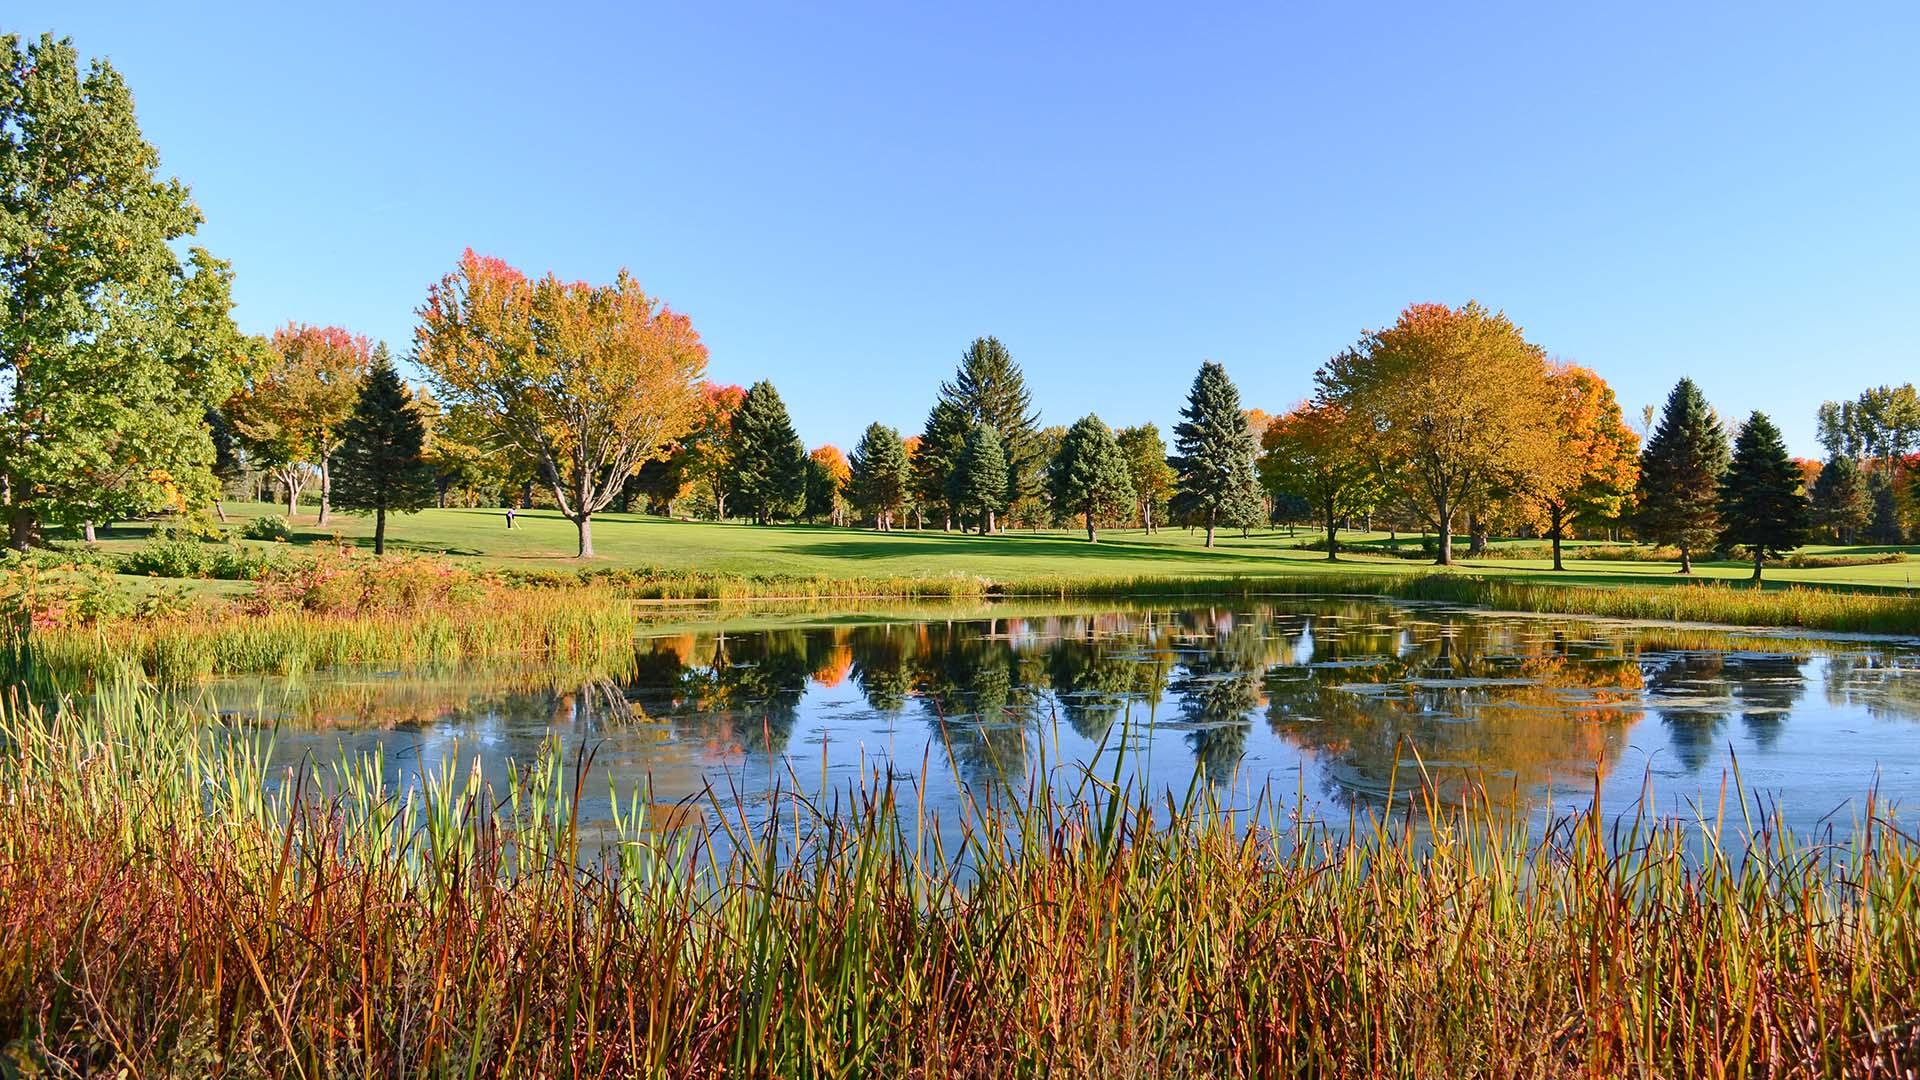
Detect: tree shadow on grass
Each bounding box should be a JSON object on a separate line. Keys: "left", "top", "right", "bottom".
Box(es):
{"left": 784, "top": 530, "right": 1262, "bottom": 564}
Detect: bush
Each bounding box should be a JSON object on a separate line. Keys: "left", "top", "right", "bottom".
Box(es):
{"left": 120, "top": 539, "right": 290, "bottom": 581}
{"left": 246, "top": 551, "right": 489, "bottom": 616}
{"left": 150, "top": 516, "right": 231, "bottom": 543}
{"left": 243, "top": 515, "right": 293, "bottom": 542}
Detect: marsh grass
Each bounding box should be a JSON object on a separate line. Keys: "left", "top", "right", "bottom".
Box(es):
{"left": 2, "top": 688, "right": 1918, "bottom": 1075}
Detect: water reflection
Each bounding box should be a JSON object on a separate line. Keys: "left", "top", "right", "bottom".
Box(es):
{"left": 181, "top": 599, "right": 1920, "bottom": 839}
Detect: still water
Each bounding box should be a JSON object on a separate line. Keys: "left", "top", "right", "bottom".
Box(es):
{"left": 190, "top": 598, "right": 1920, "bottom": 841}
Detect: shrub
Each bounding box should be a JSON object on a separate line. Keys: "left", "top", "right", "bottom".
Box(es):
{"left": 149, "top": 516, "right": 231, "bottom": 543}
{"left": 242, "top": 515, "right": 293, "bottom": 542}
{"left": 120, "top": 539, "right": 290, "bottom": 581}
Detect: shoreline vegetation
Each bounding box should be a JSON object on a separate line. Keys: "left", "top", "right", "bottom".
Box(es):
{"left": 2, "top": 689, "right": 1916, "bottom": 1074}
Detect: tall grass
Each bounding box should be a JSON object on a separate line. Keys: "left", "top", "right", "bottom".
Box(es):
{"left": 3, "top": 688, "right": 1917, "bottom": 1075}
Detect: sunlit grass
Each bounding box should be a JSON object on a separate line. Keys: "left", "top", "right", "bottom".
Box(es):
{"left": 3, "top": 687, "right": 1918, "bottom": 1074}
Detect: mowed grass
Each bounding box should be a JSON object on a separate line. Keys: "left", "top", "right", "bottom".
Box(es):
{"left": 104, "top": 502, "right": 1920, "bottom": 594}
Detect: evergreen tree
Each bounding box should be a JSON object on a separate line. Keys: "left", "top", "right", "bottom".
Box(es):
{"left": 913, "top": 398, "right": 970, "bottom": 531}
{"left": 802, "top": 457, "right": 839, "bottom": 524}
{"left": 331, "top": 348, "right": 435, "bottom": 555}
{"left": 1116, "top": 424, "right": 1175, "bottom": 533}
{"left": 1868, "top": 471, "right": 1903, "bottom": 544}
{"left": 938, "top": 337, "right": 1042, "bottom": 511}
{"left": 1048, "top": 415, "right": 1136, "bottom": 542}
{"left": 1634, "top": 378, "right": 1730, "bottom": 573}
{"left": 724, "top": 380, "right": 805, "bottom": 525}
{"left": 848, "top": 423, "right": 911, "bottom": 531}
{"left": 1809, "top": 454, "right": 1870, "bottom": 544}
{"left": 949, "top": 425, "right": 1009, "bottom": 534}
{"left": 1169, "top": 362, "right": 1260, "bottom": 547}
{"left": 1717, "top": 412, "right": 1809, "bottom": 581}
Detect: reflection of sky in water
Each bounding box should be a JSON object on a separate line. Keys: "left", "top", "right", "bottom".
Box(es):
{"left": 188, "top": 600, "right": 1920, "bottom": 846}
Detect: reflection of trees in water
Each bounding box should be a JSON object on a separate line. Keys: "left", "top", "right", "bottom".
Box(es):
{"left": 1725, "top": 653, "right": 1806, "bottom": 750}
{"left": 626, "top": 630, "right": 811, "bottom": 756}
{"left": 1643, "top": 652, "right": 1730, "bottom": 774}
{"left": 1046, "top": 637, "right": 1141, "bottom": 741}
{"left": 1267, "top": 619, "right": 1642, "bottom": 808}
{"left": 849, "top": 626, "right": 913, "bottom": 713}
{"left": 919, "top": 623, "right": 1032, "bottom": 786}
{"left": 1822, "top": 652, "right": 1920, "bottom": 723}
{"left": 1170, "top": 626, "right": 1268, "bottom": 785}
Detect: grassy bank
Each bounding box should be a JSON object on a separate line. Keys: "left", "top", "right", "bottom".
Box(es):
{"left": 2, "top": 690, "right": 1917, "bottom": 1075}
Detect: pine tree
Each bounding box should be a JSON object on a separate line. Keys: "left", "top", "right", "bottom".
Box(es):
{"left": 913, "top": 398, "right": 970, "bottom": 531}
{"left": 849, "top": 423, "right": 911, "bottom": 531}
{"left": 1868, "top": 471, "right": 1903, "bottom": 544}
{"left": 1634, "top": 378, "right": 1730, "bottom": 573}
{"left": 1169, "top": 362, "right": 1260, "bottom": 547}
{"left": 1809, "top": 454, "right": 1870, "bottom": 544}
{"left": 331, "top": 348, "right": 435, "bottom": 555}
{"left": 938, "top": 337, "right": 1042, "bottom": 512}
{"left": 1048, "top": 415, "right": 1136, "bottom": 542}
{"left": 1717, "top": 412, "right": 1809, "bottom": 581}
{"left": 802, "top": 457, "right": 839, "bottom": 524}
{"left": 724, "top": 381, "right": 805, "bottom": 525}
{"left": 949, "top": 425, "right": 1009, "bottom": 534}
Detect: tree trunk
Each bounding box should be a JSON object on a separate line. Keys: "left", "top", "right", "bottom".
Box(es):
{"left": 373, "top": 507, "right": 387, "bottom": 555}
{"left": 317, "top": 454, "right": 331, "bottom": 526}
{"left": 286, "top": 476, "right": 298, "bottom": 519}
{"left": 213, "top": 501, "right": 228, "bottom": 524}
{"left": 1085, "top": 507, "right": 1096, "bottom": 543}
{"left": 1435, "top": 499, "right": 1453, "bottom": 566}
{"left": 1678, "top": 542, "right": 1693, "bottom": 574}
{"left": 1752, "top": 549, "right": 1764, "bottom": 582}
{"left": 1467, "top": 511, "right": 1487, "bottom": 557}
{"left": 1204, "top": 509, "right": 1217, "bottom": 549}
{"left": 1550, "top": 505, "right": 1565, "bottom": 572}
{"left": 1324, "top": 498, "right": 1338, "bottom": 561}
{"left": 1144, "top": 502, "right": 1154, "bottom": 534}
{"left": 82, "top": 521, "right": 96, "bottom": 544}
{"left": 576, "top": 514, "right": 594, "bottom": 558}
{"left": 7, "top": 506, "right": 35, "bottom": 552}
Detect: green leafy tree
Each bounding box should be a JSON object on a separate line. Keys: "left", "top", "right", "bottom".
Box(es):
{"left": 332, "top": 348, "right": 435, "bottom": 554}
{"left": 1048, "top": 415, "right": 1135, "bottom": 542}
{"left": 849, "top": 423, "right": 911, "bottom": 530}
{"left": 1, "top": 34, "right": 247, "bottom": 548}
{"left": 1809, "top": 454, "right": 1870, "bottom": 544}
{"left": 1635, "top": 378, "right": 1731, "bottom": 573}
{"left": 939, "top": 337, "right": 1042, "bottom": 513}
{"left": 950, "top": 425, "right": 1009, "bottom": 534}
{"left": 1717, "top": 412, "right": 1809, "bottom": 581}
{"left": 723, "top": 380, "right": 806, "bottom": 525}
{"left": 1170, "top": 362, "right": 1260, "bottom": 548}
{"left": 1258, "top": 403, "right": 1380, "bottom": 560}
{"left": 912, "top": 398, "right": 970, "bottom": 531}
{"left": 1116, "top": 424, "right": 1175, "bottom": 533}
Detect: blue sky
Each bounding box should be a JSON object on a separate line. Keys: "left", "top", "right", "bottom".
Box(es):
{"left": 16, "top": 2, "right": 1918, "bottom": 455}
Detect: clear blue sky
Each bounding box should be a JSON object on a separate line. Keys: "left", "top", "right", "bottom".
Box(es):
{"left": 16, "top": 2, "right": 1917, "bottom": 455}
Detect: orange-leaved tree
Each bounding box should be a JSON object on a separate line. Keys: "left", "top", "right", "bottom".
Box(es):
{"left": 1526, "top": 363, "right": 1640, "bottom": 570}
{"left": 225, "top": 324, "right": 371, "bottom": 524}
{"left": 414, "top": 250, "right": 707, "bottom": 556}
{"left": 807, "top": 444, "right": 852, "bottom": 525}
{"left": 1316, "top": 303, "right": 1557, "bottom": 565}
{"left": 1258, "top": 401, "right": 1381, "bottom": 560}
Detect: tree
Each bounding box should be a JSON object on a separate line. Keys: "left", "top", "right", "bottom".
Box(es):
{"left": 1048, "top": 415, "right": 1135, "bottom": 542}
{"left": 1258, "top": 402, "right": 1379, "bottom": 560}
{"left": 1169, "top": 362, "right": 1260, "bottom": 548}
{"left": 913, "top": 398, "right": 970, "bottom": 531}
{"left": 804, "top": 445, "right": 851, "bottom": 525}
{"left": 1526, "top": 364, "right": 1641, "bottom": 570}
{"left": 226, "top": 324, "right": 369, "bottom": 525}
{"left": 1116, "top": 424, "right": 1175, "bottom": 533}
{"left": 671, "top": 384, "right": 746, "bottom": 519}
{"left": 849, "top": 423, "right": 912, "bottom": 530}
{"left": 1634, "top": 378, "right": 1730, "bottom": 573}
{"left": 950, "top": 425, "right": 1009, "bottom": 534}
{"left": 415, "top": 250, "right": 707, "bottom": 557}
{"left": 1869, "top": 470, "right": 1903, "bottom": 544}
{"left": 938, "top": 337, "right": 1042, "bottom": 516}
{"left": 1314, "top": 302, "right": 1557, "bottom": 566}
{"left": 724, "top": 381, "right": 805, "bottom": 525}
{"left": 1, "top": 34, "right": 248, "bottom": 548}
{"left": 1718, "top": 412, "right": 1809, "bottom": 581}
{"left": 1809, "top": 454, "right": 1870, "bottom": 544}
{"left": 332, "top": 348, "right": 435, "bottom": 554}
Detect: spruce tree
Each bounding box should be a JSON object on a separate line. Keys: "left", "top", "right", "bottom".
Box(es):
{"left": 849, "top": 422, "right": 911, "bottom": 531}
{"left": 1169, "top": 362, "right": 1260, "bottom": 548}
{"left": 1868, "top": 471, "right": 1903, "bottom": 543}
{"left": 724, "top": 380, "right": 805, "bottom": 525}
{"left": 949, "top": 425, "right": 1009, "bottom": 534}
{"left": 1048, "top": 415, "right": 1136, "bottom": 542}
{"left": 1809, "top": 454, "right": 1870, "bottom": 544}
{"left": 1717, "top": 411, "right": 1809, "bottom": 581}
{"left": 913, "top": 398, "right": 970, "bottom": 531}
{"left": 331, "top": 349, "right": 434, "bottom": 555}
{"left": 938, "top": 337, "right": 1042, "bottom": 509}
{"left": 1634, "top": 378, "right": 1730, "bottom": 573}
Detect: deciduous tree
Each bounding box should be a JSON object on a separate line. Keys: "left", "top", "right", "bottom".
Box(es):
{"left": 226, "top": 324, "right": 370, "bottom": 525}
{"left": 1170, "top": 362, "right": 1260, "bottom": 548}
{"left": 332, "top": 348, "right": 434, "bottom": 554}
{"left": 414, "top": 250, "right": 707, "bottom": 557}
{"left": 1258, "top": 402, "right": 1379, "bottom": 560}
{"left": 1635, "top": 378, "right": 1730, "bottom": 573}
{"left": 1527, "top": 364, "right": 1640, "bottom": 570}
{"left": 1048, "top": 415, "right": 1135, "bottom": 542}
{"left": 1116, "top": 424, "right": 1175, "bottom": 533}
{"left": 1, "top": 34, "right": 247, "bottom": 548}
{"left": 805, "top": 445, "right": 851, "bottom": 525}
{"left": 1314, "top": 302, "right": 1557, "bottom": 566}
{"left": 725, "top": 381, "right": 805, "bottom": 525}
{"left": 1718, "top": 412, "right": 1809, "bottom": 581}
{"left": 849, "top": 423, "right": 911, "bottom": 530}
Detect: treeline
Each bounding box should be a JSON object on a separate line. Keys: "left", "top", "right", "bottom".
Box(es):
{"left": 0, "top": 33, "right": 1841, "bottom": 580}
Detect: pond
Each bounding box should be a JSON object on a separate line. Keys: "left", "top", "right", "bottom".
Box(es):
{"left": 181, "top": 597, "right": 1920, "bottom": 844}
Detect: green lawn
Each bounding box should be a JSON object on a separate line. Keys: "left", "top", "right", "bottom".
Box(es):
{"left": 87, "top": 502, "right": 1920, "bottom": 595}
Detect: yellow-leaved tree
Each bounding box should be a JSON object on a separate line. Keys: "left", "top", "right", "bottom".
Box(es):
{"left": 414, "top": 250, "right": 707, "bottom": 557}
{"left": 1525, "top": 363, "right": 1641, "bottom": 570}
{"left": 1315, "top": 302, "right": 1557, "bottom": 565}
